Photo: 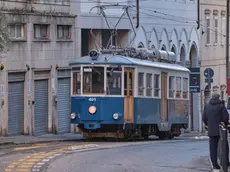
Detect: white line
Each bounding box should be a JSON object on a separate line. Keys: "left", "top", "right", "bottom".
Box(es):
{"left": 33, "top": 165, "right": 42, "bottom": 168}
{"left": 36, "top": 162, "right": 45, "bottom": 165}
{"left": 42, "top": 159, "right": 50, "bottom": 162}
{"left": 47, "top": 156, "right": 55, "bottom": 159}
{"left": 54, "top": 154, "right": 62, "bottom": 156}
{"left": 32, "top": 169, "right": 40, "bottom": 172}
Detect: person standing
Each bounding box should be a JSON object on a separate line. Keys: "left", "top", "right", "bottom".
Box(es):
{"left": 202, "top": 93, "right": 229, "bottom": 169}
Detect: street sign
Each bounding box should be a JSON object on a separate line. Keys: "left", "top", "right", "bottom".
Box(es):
{"left": 204, "top": 68, "right": 214, "bottom": 89}
{"left": 188, "top": 68, "right": 200, "bottom": 93}
{"left": 204, "top": 68, "right": 214, "bottom": 78}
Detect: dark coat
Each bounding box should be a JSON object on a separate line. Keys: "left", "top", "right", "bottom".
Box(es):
{"left": 202, "top": 97, "right": 229, "bottom": 136}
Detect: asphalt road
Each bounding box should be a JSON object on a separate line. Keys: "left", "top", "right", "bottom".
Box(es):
{"left": 45, "top": 139, "right": 211, "bottom": 172}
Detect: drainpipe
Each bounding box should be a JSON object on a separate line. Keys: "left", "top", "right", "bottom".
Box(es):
{"left": 226, "top": 0, "right": 230, "bottom": 97}
{"left": 136, "top": 0, "right": 139, "bottom": 29}
{"left": 197, "top": 0, "right": 200, "bottom": 30}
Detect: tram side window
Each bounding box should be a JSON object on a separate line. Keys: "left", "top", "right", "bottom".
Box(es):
{"left": 183, "top": 78, "right": 188, "bottom": 99}
{"left": 72, "top": 68, "right": 81, "bottom": 95}
{"left": 169, "top": 76, "right": 174, "bottom": 98}
{"left": 83, "top": 67, "right": 104, "bottom": 94}
{"left": 154, "top": 74, "right": 160, "bottom": 97}
{"left": 146, "top": 73, "right": 152, "bottom": 96}
{"left": 106, "top": 67, "right": 122, "bottom": 95}
{"left": 176, "top": 77, "right": 181, "bottom": 98}
{"left": 138, "top": 73, "right": 144, "bottom": 96}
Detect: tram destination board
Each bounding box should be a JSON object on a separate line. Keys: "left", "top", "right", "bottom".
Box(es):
{"left": 189, "top": 68, "right": 200, "bottom": 93}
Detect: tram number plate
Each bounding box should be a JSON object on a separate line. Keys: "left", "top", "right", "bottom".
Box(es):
{"left": 88, "top": 98, "right": 96, "bottom": 101}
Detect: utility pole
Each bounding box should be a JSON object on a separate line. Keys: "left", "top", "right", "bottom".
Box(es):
{"left": 136, "top": 0, "right": 139, "bottom": 28}
{"left": 226, "top": 0, "right": 229, "bottom": 96}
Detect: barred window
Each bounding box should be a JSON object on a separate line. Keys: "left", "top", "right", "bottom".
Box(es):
{"left": 169, "top": 76, "right": 174, "bottom": 98}
{"left": 176, "top": 77, "right": 181, "bottom": 98}
{"left": 146, "top": 73, "right": 152, "bottom": 96}
{"left": 154, "top": 74, "right": 160, "bottom": 97}
{"left": 138, "top": 73, "right": 144, "bottom": 96}
{"left": 183, "top": 78, "right": 188, "bottom": 99}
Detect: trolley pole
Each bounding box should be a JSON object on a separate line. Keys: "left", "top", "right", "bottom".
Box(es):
{"left": 226, "top": 0, "right": 229, "bottom": 96}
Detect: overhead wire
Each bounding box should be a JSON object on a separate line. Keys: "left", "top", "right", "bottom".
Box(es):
{"left": 0, "top": 0, "right": 226, "bottom": 46}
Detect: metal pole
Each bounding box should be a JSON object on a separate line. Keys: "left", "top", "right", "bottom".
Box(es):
{"left": 226, "top": 0, "right": 229, "bottom": 94}
{"left": 220, "top": 123, "right": 228, "bottom": 172}
{"left": 136, "top": 0, "right": 139, "bottom": 28}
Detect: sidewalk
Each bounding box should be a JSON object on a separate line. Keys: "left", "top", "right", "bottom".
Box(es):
{"left": 0, "top": 131, "right": 209, "bottom": 146}
{"left": 0, "top": 133, "right": 83, "bottom": 146}
{"left": 180, "top": 130, "right": 208, "bottom": 138}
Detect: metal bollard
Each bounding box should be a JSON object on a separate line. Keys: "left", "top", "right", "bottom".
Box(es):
{"left": 219, "top": 122, "right": 228, "bottom": 172}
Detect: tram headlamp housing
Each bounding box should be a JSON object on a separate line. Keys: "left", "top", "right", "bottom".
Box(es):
{"left": 113, "top": 113, "right": 119, "bottom": 120}
{"left": 71, "top": 113, "right": 76, "bottom": 119}
{"left": 89, "top": 106, "right": 96, "bottom": 114}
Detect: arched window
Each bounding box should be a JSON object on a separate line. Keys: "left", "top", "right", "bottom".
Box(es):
{"left": 161, "top": 45, "right": 166, "bottom": 51}
{"left": 171, "top": 45, "right": 177, "bottom": 61}
{"left": 150, "top": 45, "right": 155, "bottom": 50}
{"left": 138, "top": 42, "right": 144, "bottom": 48}
{"left": 180, "top": 45, "right": 186, "bottom": 66}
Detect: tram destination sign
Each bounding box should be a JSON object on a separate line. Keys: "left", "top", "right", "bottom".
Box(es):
{"left": 188, "top": 68, "right": 200, "bottom": 93}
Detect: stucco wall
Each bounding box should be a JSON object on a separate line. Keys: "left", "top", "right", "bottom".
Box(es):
{"left": 0, "top": 0, "right": 78, "bottom": 136}
{"left": 200, "top": 0, "right": 227, "bottom": 101}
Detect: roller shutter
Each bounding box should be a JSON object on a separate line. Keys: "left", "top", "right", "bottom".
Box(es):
{"left": 57, "top": 70, "right": 71, "bottom": 134}
{"left": 8, "top": 72, "right": 25, "bottom": 136}
{"left": 34, "top": 79, "right": 49, "bottom": 136}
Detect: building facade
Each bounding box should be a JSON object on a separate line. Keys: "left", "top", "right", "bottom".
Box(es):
{"left": 0, "top": 0, "right": 203, "bottom": 136}
{"left": 129, "top": 0, "right": 201, "bottom": 131}
{"left": 199, "top": 0, "right": 227, "bottom": 101}
{"left": 0, "top": 0, "right": 78, "bottom": 136}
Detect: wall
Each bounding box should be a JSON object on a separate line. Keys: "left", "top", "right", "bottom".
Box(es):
{"left": 199, "top": 0, "right": 227, "bottom": 100}
{"left": 0, "top": 0, "right": 77, "bottom": 136}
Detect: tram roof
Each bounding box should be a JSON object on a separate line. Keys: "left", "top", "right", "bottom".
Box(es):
{"left": 69, "top": 54, "right": 190, "bottom": 72}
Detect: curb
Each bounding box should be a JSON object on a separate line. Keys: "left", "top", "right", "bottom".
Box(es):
{"left": 0, "top": 138, "right": 81, "bottom": 147}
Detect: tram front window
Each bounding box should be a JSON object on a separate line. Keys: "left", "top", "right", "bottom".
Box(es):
{"left": 83, "top": 66, "right": 104, "bottom": 94}
{"left": 106, "top": 67, "right": 122, "bottom": 95}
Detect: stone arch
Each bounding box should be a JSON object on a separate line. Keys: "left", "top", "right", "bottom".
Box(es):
{"left": 179, "top": 45, "right": 186, "bottom": 65}
{"left": 130, "top": 25, "right": 148, "bottom": 48}
{"left": 189, "top": 42, "right": 199, "bottom": 67}
{"left": 160, "top": 28, "right": 169, "bottom": 50}
{"left": 179, "top": 28, "right": 189, "bottom": 56}
{"left": 171, "top": 44, "right": 177, "bottom": 61}
{"left": 170, "top": 28, "right": 179, "bottom": 51}
{"left": 149, "top": 28, "right": 159, "bottom": 49}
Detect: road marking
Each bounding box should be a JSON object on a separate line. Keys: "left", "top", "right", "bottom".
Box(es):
{"left": 14, "top": 143, "right": 51, "bottom": 151}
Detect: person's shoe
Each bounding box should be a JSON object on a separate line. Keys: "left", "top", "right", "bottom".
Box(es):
{"left": 213, "top": 164, "right": 221, "bottom": 169}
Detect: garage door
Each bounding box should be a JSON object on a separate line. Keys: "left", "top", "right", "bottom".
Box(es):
{"left": 8, "top": 73, "right": 25, "bottom": 136}
{"left": 34, "top": 79, "right": 48, "bottom": 136}
{"left": 57, "top": 71, "right": 71, "bottom": 134}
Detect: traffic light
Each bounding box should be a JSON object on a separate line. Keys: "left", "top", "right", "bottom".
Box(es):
{"left": 193, "top": 78, "right": 198, "bottom": 85}
{"left": 190, "top": 75, "right": 200, "bottom": 87}
{"left": 0, "top": 64, "right": 4, "bottom": 71}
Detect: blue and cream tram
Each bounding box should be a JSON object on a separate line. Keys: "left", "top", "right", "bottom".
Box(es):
{"left": 70, "top": 49, "right": 190, "bottom": 139}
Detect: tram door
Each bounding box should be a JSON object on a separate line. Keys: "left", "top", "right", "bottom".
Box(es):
{"left": 124, "top": 68, "right": 134, "bottom": 123}
{"left": 161, "top": 72, "right": 168, "bottom": 122}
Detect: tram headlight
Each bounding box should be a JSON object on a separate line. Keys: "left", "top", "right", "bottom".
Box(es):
{"left": 113, "top": 113, "right": 119, "bottom": 120}
{"left": 71, "top": 113, "right": 76, "bottom": 119}
{"left": 89, "top": 106, "right": 96, "bottom": 114}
